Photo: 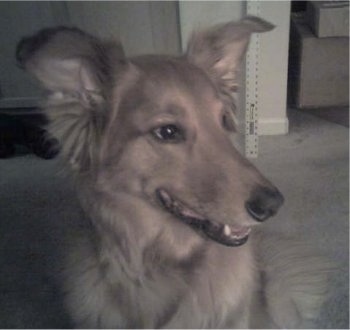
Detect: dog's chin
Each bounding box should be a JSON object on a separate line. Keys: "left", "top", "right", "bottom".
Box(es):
{"left": 156, "top": 188, "right": 251, "bottom": 247}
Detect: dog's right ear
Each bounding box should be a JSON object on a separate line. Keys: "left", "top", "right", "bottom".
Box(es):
{"left": 186, "top": 16, "right": 274, "bottom": 93}
{"left": 16, "top": 27, "right": 125, "bottom": 172}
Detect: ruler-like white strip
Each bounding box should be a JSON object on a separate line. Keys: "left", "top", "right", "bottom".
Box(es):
{"left": 245, "top": 1, "right": 261, "bottom": 158}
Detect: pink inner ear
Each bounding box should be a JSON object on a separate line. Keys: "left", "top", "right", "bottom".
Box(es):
{"left": 79, "top": 60, "right": 100, "bottom": 93}
{"left": 212, "top": 38, "right": 249, "bottom": 77}
{"left": 29, "top": 56, "right": 99, "bottom": 94}
{"left": 186, "top": 25, "right": 252, "bottom": 93}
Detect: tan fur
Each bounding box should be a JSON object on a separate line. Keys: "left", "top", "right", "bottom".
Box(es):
{"left": 16, "top": 18, "right": 332, "bottom": 328}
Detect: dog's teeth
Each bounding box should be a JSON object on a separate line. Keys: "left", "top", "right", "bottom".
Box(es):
{"left": 223, "top": 224, "right": 231, "bottom": 236}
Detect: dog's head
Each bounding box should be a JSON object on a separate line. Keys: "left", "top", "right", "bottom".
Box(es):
{"left": 17, "top": 17, "right": 283, "bottom": 248}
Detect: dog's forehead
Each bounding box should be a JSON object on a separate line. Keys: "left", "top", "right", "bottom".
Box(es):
{"left": 131, "top": 57, "right": 223, "bottom": 114}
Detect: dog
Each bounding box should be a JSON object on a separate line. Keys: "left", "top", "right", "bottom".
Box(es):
{"left": 16, "top": 16, "right": 331, "bottom": 328}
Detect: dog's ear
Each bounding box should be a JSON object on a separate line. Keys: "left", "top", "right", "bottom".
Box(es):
{"left": 186, "top": 16, "right": 274, "bottom": 92}
{"left": 16, "top": 27, "right": 125, "bottom": 172}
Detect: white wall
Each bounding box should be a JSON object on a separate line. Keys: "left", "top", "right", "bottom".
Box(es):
{"left": 66, "top": 1, "right": 180, "bottom": 56}
{"left": 178, "top": 1, "right": 291, "bottom": 136}
{"left": 179, "top": 1, "right": 244, "bottom": 49}
{"left": 258, "top": 1, "right": 291, "bottom": 135}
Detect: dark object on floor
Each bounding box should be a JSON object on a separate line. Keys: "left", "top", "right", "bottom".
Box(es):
{"left": 0, "top": 113, "right": 60, "bottom": 159}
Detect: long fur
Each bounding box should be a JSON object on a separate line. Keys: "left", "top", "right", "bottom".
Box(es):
{"left": 16, "top": 18, "right": 332, "bottom": 328}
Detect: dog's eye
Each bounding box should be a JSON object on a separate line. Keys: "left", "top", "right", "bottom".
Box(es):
{"left": 222, "top": 111, "right": 236, "bottom": 132}
{"left": 152, "top": 124, "right": 184, "bottom": 142}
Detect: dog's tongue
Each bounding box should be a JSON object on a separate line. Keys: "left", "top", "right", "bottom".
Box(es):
{"left": 157, "top": 189, "right": 251, "bottom": 247}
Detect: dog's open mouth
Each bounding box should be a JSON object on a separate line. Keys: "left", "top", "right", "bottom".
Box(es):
{"left": 156, "top": 189, "right": 251, "bottom": 247}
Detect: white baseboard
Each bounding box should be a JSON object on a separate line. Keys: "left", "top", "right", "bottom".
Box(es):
{"left": 258, "top": 117, "right": 289, "bottom": 135}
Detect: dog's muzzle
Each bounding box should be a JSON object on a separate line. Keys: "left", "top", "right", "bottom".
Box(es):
{"left": 156, "top": 188, "right": 251, "bottom": 247}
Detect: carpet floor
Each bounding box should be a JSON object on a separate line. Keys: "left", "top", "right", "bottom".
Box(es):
{"left": 0, "top": 109, "right": 348, "bottom": 328}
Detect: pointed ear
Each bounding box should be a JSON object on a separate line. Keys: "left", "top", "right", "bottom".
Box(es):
{"left": 16, "top": 26, "right": 124, "bottom": 106}
{"left": 16, "top": 27, "right": 125, "bottom": 172}
{"left": 186, "top": 16, "right": 274, "bottom": 92}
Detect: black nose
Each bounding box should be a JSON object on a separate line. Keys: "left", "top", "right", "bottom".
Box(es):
{"left": 245, "top": 185, "right": 284, "bottom": 222}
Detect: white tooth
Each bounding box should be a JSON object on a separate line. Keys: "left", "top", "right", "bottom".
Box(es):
{"left": 224, "top": 224, "right": 231, "bottom": 236}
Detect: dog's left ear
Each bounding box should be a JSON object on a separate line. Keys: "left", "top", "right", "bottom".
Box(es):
{"left": 16, "top": 27, "right": 125, "bottom": 172}
{"left": 16, "top": 27, "right": 124, "bottom": 107}
{"left": 186, "top": 16, "right": 274, "bottom": 92}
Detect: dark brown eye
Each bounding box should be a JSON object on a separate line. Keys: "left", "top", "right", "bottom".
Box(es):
{"left": 152, "top": 124, "right": 184, "bottom": 142}
{"left": 222, "top": 111, "right": 236, "bottom": 132}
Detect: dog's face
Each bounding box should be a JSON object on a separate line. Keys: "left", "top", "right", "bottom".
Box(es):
{"left": 17, "top": 17, "right": 283, "bottom": 248}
